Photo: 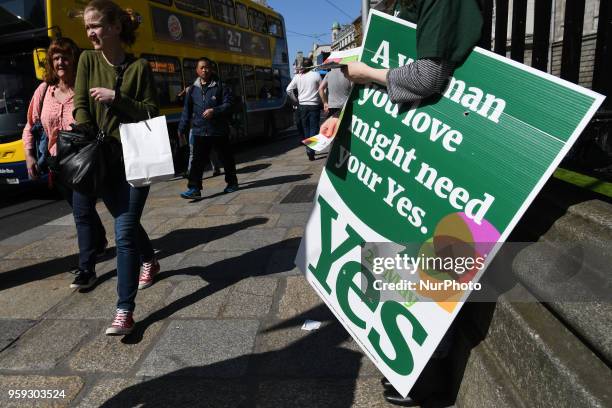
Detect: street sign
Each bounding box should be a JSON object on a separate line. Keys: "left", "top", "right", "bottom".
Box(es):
{"left": 295, "top": 10, "right": 605, "bottom": 397}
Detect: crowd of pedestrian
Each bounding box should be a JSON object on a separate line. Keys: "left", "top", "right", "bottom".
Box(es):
{"left": 20, "top": 0, "right": 240, "bottom": 336}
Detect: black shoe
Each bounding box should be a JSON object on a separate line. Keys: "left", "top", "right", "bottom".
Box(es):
{"left": 95, "top": 239, "right": 109, "bottom": 259}
{"left": 381, "top": 377, "right": 393, "bottom": 389}
{"left": 70, "top": 270, "right": 97, "bottom": 289}
{"left": 308, "top": 154, "right": 315, "bottom": 161}
{"left": 383, "top": 389, "right": 419, "bottom": 407}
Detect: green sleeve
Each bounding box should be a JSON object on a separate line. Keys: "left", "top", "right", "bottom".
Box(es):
{"left": 73, "top": 52, "right": 93, "bottom": 125}
{"left": 416, "top": 0, "right": 482, "bottom": 63}
{"left": 111, "top": 62, "right": 159, "bottom": 121}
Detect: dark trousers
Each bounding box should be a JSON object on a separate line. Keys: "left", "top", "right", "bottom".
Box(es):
{"left": 294, "top": 108, "right": 304, "bottom": 139}
{"left": 299, "top": 105, "right": 321, "bottom": 156}
{"left": 56, "top": 181, "right": 106, "bottom": 272}
{"left": 188, "top": 135, "right": 238, "bottom": 191}
{"left": 187, "top": 129, "right": 222, "bottom": 174}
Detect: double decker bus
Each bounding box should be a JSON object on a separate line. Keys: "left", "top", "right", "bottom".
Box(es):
{"left": 0, "top": 0, "right": 293, "bottom": 186}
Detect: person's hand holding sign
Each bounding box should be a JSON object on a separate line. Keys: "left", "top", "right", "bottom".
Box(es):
{"left": 320, "top": 116, "right": 339, "bottom": 138}
{"left": 342, "top": 62, "right": 388, "bottom": 85}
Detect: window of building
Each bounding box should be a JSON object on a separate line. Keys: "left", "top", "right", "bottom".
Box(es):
{"left": 235, "top": 2, "right": 249, "bottom": 28}
{"left": 212, "top": 0, "right": 236, "bottom": 25}
{"left": 243, "top": 65, "right": 257, "bottom": 101}
{"left": 175, "top": 0, "right": 211, "bottom": 16}
{"left": 143, "top": 54, "right": 183, "bottom": 107}
{"left": 248, "top": 8, "right": 267, "bottom": 34}
{"left": 267, "top": 16, "right": 283, "bottom": 37}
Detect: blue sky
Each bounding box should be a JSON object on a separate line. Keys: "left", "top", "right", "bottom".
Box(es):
{"left": 267, "top": 0, "right": 362, "bottom": 64}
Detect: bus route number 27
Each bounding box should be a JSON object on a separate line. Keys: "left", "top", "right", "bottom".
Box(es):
{"left": 227, "top": 30, "right": 242, "bottom": 51}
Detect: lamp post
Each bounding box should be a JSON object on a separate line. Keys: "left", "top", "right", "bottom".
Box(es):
{"left": 362, "top": 0, "right": 369, "bottom": 31}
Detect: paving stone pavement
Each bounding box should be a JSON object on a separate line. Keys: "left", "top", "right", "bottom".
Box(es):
{"left": 0, "top": 133, "right": 397, "bottom": 407}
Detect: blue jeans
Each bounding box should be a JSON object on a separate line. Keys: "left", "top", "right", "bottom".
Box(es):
{"left": 101, "top": 178, "right": 154, "bottom": 312}
{"left": 299, "top": 105, "right": 321, "bottom": 156}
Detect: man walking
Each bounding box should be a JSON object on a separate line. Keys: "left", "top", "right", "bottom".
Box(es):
{"left": 286, "top": 58, "right": 321, "bottom": 161}
{"left": 178, "top": 57, "right": 238, "bottom": 199}
{"left": 319, "top": 67, "right": 352, "bottom": 118}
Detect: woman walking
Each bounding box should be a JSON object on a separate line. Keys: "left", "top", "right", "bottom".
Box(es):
{"left": 74, "top": 0, "right": 160, "bottom": 335}
{"left": 22, "top": 37, "right": 108, "bottom": 289}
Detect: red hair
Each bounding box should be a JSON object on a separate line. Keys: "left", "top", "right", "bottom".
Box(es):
{"left": 44, "top": 37, "right": 80, "bottom": 85}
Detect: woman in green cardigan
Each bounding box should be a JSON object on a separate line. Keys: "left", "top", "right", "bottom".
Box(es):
{"left": 73, "top": 0, "right": 160, "bottom": 336}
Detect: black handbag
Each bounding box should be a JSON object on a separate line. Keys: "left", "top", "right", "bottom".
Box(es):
{"left": 55, "top": 61, "right": 130, "bottom": 196}
{"left": 55, "top": 125, "right": 117, "bottom": 196}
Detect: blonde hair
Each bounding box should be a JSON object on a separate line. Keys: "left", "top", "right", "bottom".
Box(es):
{"left": 85, "top": 0, "right": 140, "bottom": 46}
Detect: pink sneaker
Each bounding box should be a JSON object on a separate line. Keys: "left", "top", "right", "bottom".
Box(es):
{"left": 138, "top": 257, "right": 160, "bottom": 290}
{"left": 105, "top": 309, "right": 134, "bottom": 335}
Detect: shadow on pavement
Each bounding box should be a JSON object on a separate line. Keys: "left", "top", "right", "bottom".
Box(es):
{"left": 124, "top": 237, "right": 301, "bottom": 344}
{"left": 200, "top": 174, "right": 312, "bottom": 200}
{"left": 236, "top": 163, "right": 272, "bottom": 174}
{"left": 0, "top": 218, "right": 268, "bottom": 292}
{"left": 101, "top": 305, "right": 365, "bottom": 408}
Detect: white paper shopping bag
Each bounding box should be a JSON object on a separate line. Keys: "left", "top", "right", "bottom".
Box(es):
{"left": 119, "top": 115, "right": 175, "bottom": 187}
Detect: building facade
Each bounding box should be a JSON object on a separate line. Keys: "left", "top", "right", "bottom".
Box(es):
{"left": 331, "top": 23, "right": 356, "bottom": 51}
{"left": 311, "top": 43, "right": 331, "bottom": 65}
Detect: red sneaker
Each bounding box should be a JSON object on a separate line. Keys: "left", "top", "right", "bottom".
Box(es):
{"left": 105, "top": 309, "right": 134, "bottom": 336}
{"left": 138, "top": 258, "right": 160, "bottom": 290}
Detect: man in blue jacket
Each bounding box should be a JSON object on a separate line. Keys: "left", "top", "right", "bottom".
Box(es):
{"left": 178, "top": 57, "right": 238, "bottom": 199}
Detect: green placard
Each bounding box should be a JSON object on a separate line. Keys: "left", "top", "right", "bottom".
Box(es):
{"left": 296, "top": 10, "right": 604, "bottom": 397}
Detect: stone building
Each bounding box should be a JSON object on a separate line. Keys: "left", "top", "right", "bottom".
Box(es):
{"left": 331, "top": 0, "right": 386, "bottom": 51}
{"left": 331, "top": 22, "right": 356, "bottom": 51}
{"left": 310, "top": 43, "right": 331, "bottom": 66}
{"left": 491, "top": 0, "right": 601, "bottom": 88}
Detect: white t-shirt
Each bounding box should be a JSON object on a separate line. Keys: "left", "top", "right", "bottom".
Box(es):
{"left": 286, "top": 71, "right": 321, "bottom": 106}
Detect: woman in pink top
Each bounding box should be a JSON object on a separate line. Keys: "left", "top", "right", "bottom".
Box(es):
{"left": 23, "top": 39, "right": 78, "bottom": 177}
{"left": 22, "top": 37, "right": 107, "bottom": 287}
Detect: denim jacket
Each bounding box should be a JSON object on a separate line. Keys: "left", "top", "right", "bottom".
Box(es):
{"left": 178, "top": 77, "right": 233, "bottom": 137}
